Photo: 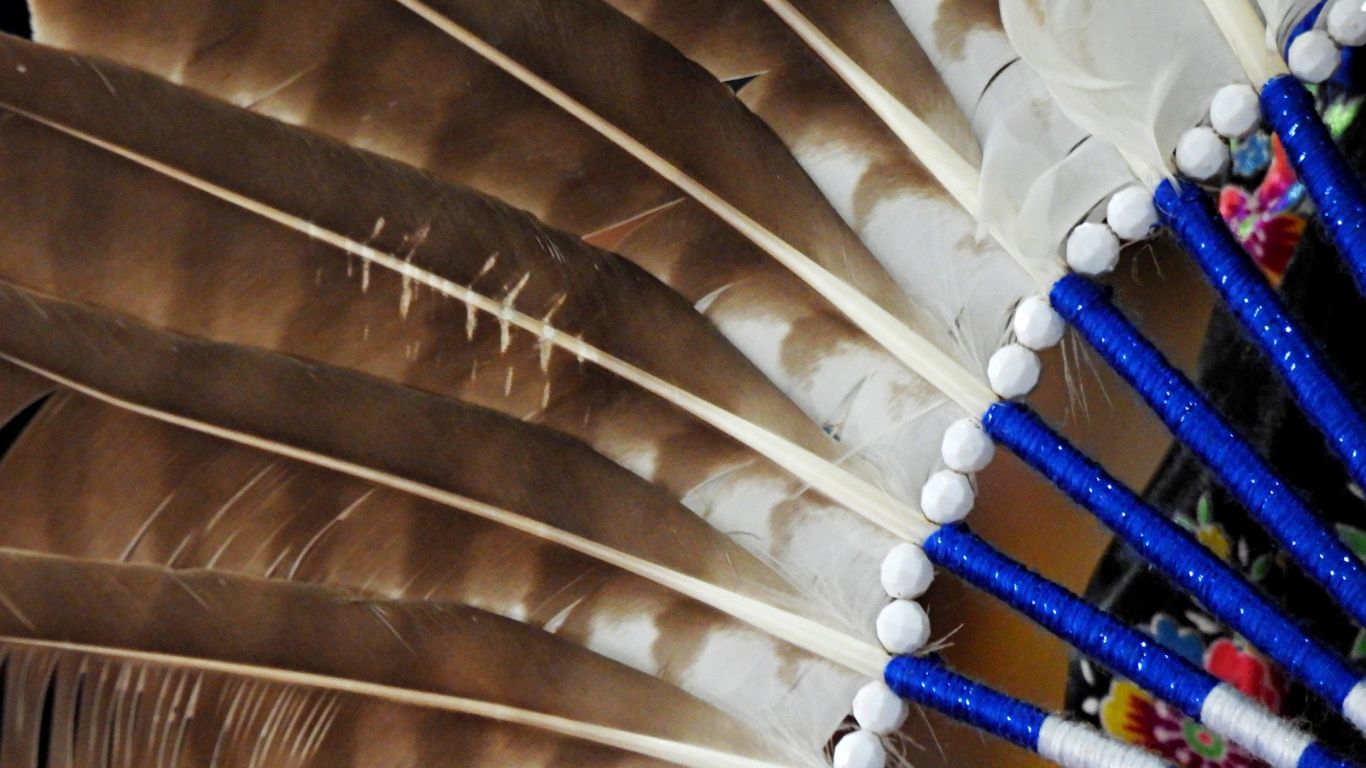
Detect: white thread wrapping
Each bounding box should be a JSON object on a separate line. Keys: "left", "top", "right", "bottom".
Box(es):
{"left": 1344, "top": 681, "right": 1366, "bottom": 734}
{"left": 1200, "top": 684, "right": 1311, "bottom": 768}
{"left": 1038, "top": 717, "right": 1172, "bottom": 768}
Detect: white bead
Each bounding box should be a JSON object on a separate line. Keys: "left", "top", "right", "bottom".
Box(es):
{"left": 852, "top": 681, "right": 910, "bottom": 734}
{"left": 920, "top": 469, "right": 975, "bottom": 524}
{"left": 880, "top": 542, "right": 934, "bottom": 599}
{"left": 1065, "top": 222, "right": 1121, "bottom": 275}
{"left": 1013, "top": 295, "right": 1065, "bottom": 350}
{"left": 987, "top": 343, "right": 1042, "bottom": 399}
{"left": 1105, "top": 186, "right": 1159, "bottom": 241}
{"left": 1329, "top": 0, "right": 1366, "bottom": 47}
{"left": 875, "top": 600, "right": 931, "bottom": 654}
{"left": 1209, "top": 83, "right": 1261, "bottom": 138}
{"left": 833, "top": 730, "right": 887, "bottom": 768}
{"left": 1174, "top": 127, "right": 1230, "bottom": 181}
{"left": 1289, "top": 30, "right": 1341, "bottom": 83}
{"left": 941, "top": 418, "right": 995, "bottom": 473}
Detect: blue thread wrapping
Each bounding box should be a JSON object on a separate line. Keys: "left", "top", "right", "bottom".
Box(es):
{"left": 1051, "top": 273, "right": 1366, "bottom": 629}
{"left": 884, "top": 654, "right": 1048, "bottom": 753}
{"left": 982, "top": 401, "right": 1361, "bottom": 712}
{"left": 1262, "top": 75, "right": 1366, "bottom": 293}
{"left": 923, "top": 524, "right": 1217, "bottom": 717}
{"left": 1301, "top": 742, "right": 1358, "bottom": 768}
{"left": 1155, "top": 180, "right": 1366, "bottom": 494}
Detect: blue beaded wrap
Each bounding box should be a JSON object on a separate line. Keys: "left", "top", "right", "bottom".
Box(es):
{"left": 884, "top": 653, "right": 1048, "bottom": 752}
{"left": 1154, "top": 179, "right": 1366, "bottom": 492}
{"left": 1051, "top": 273, "right": 1366, "bottom": 628}
{"left": 1261, "top": 75, "right": 1366, "bottom": 293}
{"left": 981, "top": 401, "right": 1361, "bottom": 712}
{"left": 923, "top": 524, "right": 1217, "bottom": 717}
{"left": 1303, "top": 743, "right": 1359, "bottom": 768}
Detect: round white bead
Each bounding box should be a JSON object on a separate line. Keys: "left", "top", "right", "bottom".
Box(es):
{"left": 833, "top": 730, "right": 887, "bottom": 768}
{"left": 941, "top": 418, "right": 995, "bottom": 473}
{"left": 920, "top": 469, "right": 975, "bottom": 524}
{"left": 875, "top": 599, "right": 931, "bottom": 654}
{"left": 1289, "top": 30, "right": 1341, "bottom": 83}
{"left": 852, "top": 681, "right": 910, "bottom": 735}
{"left": 1209, "top": 83, "right": 1261, "bottom": 138}
{"left": 1065, "top": 222, "right": 1121, "bottom": 275}
{"left": 1013, "top": 295, "right": 1065, "bottom": 350}
{"left": 987, "top": 343, "right": 1042, "bottom": 399}
{"left": 1174, "top": 126, "right": 1230, "bottom": 181}
{"left": 880, "top": 542, "right": 934, "bottom": 599}
{"left": 1329, "top": 0, "right": 1366, "bottom": 47}
{"left": 1105, "top": 186, "right": 1159, "bottom": 241}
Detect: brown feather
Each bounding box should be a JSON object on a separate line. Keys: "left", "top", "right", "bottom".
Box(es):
{"left": 0, "top": 550, "right": 799, "bottom": 767}
{"left": 0, "top": 391, "right": 863, "bottom": 735}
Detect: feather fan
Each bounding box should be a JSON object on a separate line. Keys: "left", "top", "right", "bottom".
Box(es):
{"left": 5, "top": 0, "right": 1366, "bottom": 767}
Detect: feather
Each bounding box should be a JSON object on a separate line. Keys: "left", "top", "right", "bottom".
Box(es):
{"left": 27, "top": 0, "right": 1005, "bottom": 478}
{"left": 0, "top": 33, "right": 939, "bottom": 642}
{"left": 0, "top": 359, "right": 52, "bottom": 424}
{"left": 999, "top": 0, "right": 1248, "bottom": 187}
{"left": 0, "top": 548, "right": 805, "bottom": 768}
{"left": 887, "top": 0, "right": 1132, "bottom": 266}
{"left": 1, "top": 643, "right": 681, "bottom": 768}
{"left": 0, "top": 390, "right": 866, "bottom": 746}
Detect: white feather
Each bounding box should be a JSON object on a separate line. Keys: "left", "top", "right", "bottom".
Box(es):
{"left": 886, "top": 0, "right": 1131, "bottom": 276}
{"left": 1000, "top": 0, "right": 1248, "bottom": 187}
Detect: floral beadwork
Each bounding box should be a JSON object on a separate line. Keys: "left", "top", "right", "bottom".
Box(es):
{"left": 1095, "top": 615, "right": 1285, "bottom": 767}
{"left": 1101, "top": 680, "right": 1258, "bottom": 768}
{"left": 1219, "top": 134, "right": 1306, "bottom": 285}
{"left": 1174, "top": 493, "right": 1275, "bottom": 582}
{"left": 1205, "top": 639, "right": 1285, "bottom": 713}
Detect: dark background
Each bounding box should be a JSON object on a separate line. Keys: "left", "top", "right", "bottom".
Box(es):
{"left": 2, "top": 6, "right": 31, "bottom": 39}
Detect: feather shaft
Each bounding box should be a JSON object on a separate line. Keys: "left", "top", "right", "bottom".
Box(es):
{"left": 1202, "top": 0, "right": 1291, "bottom": 85}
